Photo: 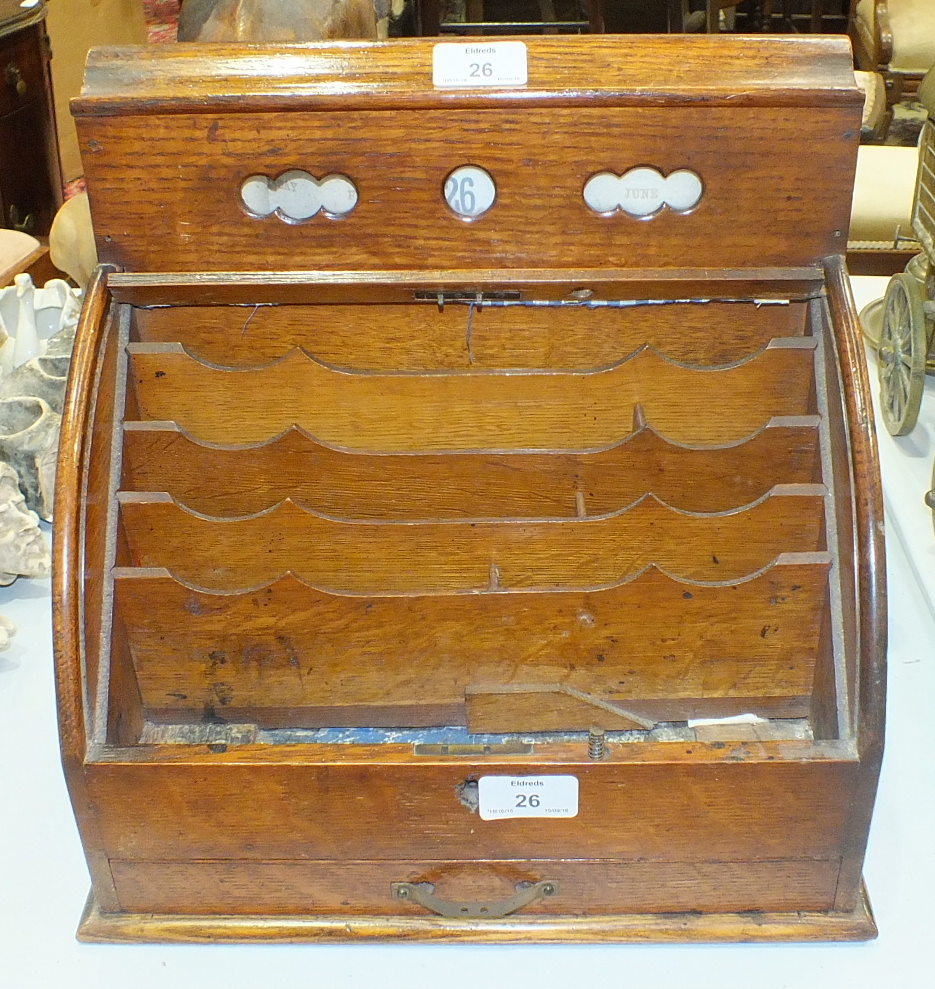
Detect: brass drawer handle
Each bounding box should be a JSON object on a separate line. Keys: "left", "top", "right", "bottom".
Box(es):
{"left": 391, "top": 879, "right": 559, "bottom": 918}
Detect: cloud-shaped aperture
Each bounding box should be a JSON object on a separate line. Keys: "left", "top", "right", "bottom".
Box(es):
{"left": 241, "top": 171, "right": 358, "bottom": 221}
{"left": 583, "top": 168, "right": 703, "bottom": 218}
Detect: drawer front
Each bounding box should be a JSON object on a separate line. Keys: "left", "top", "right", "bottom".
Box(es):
{"left": 0, "top": 98, "right": 59, "bottom": 234}
{"left": 0, "top": 24, "right": 46, "bottom": 119}
{"left": 87, "top": 758, "right": 857, "bottom": 863}
{"left": 111, "top": 858, "right": 842, "bottom": 917}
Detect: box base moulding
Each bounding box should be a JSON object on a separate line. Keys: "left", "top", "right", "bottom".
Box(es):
{"left": 77, "top": 885, "right": 878, "bottom": 944}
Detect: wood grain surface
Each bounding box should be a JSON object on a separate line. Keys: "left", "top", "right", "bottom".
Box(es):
{"left": 119, "top": 419, "right": 822, "bottom": 518}
{"left": 108, "top": 269, "right": 826, "bottom": 307}
{"left": 130, "top": 299, "right": 808, "bottom": 370}
{"left": 75, "top": 36, "right": 861, "bottom": 115}
{"left": 127, "top": 340, "right": 817, "bottom": 449}
{"left": 82, "top": 755, "right": 860, "bottom": 862}
{"left": 73, "top": 38, "right": 860, "bottom": 276}
{"left": 114, "top": 558, "right": 830, "bottom": 725}
{"left": 77, "top": 886, "right": 878, "bottom": 942}
{"left": 108, "top": 857, "right": 841, "bottom": 916}
{"left": 79, "top": 105, "right": 856, "bottom": 273}
{"left": 51, "top": 268, "right": 115, "bottom": 734}
{"left": 821, "top": 259, "right": 887, "bottom": 912}
{"left": 51, "top": 267, "right": 124, "bottom": 912}
{"left": 116, "top": 490, "right": 827, "bottom": 591}
{"left": 49, "top": 38, "right": 884, "bottom": 940}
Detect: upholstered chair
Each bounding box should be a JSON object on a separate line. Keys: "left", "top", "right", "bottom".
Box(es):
{"left": 851, "top": 0, "right": 935, "bottom": 102}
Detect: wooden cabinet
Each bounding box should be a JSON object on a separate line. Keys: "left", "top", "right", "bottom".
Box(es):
{"left": 0, "top": 0, "right": 61, "bottom": 236}
{"left": 54, "top": 36, "right": 885, "bottom": 943}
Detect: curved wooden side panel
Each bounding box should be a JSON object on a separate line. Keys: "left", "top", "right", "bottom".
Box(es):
{"left": 822, "top": 257, "right": 887, "bottom": 912}
{"left": 114, "top": 557, "right": 831, "bottom": 728}
{"left": 131, "top": 300, "right": 809, "bottom": 371}
{"left": 826, "top": 262, "right": 886, "bottom": 749}
{"left": 120, "top": 418, "right": 823, "bottom": 519}
{"left": 126, "top": 340, "right": 817, "bottom": 448}
{"left": 116, "top": 491, "right": 827, "bottom": 592}
{"left": 52, "top": 264, "right": 117, "bottom": 762}
{"left": 51, "top": 264, "right": 123, "bottom": 911}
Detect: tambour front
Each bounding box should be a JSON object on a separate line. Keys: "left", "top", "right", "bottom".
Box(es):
{"left": 53, "top": 36, "right": 886, "bottom": 942}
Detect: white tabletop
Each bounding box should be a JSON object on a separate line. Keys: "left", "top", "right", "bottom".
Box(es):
{"left": 1, "top": 278, "right": 933, "bottom": 989}
{"left": 858, "top": 276, "right": 935, "bottom": 628}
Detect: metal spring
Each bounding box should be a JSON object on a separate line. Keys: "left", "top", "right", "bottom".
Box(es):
{"left": 587, "top": 727, "right": 606, "bottom": 760}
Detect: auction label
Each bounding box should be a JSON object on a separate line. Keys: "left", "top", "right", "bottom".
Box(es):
{"left": 432, "top": 42, "right": 528, "bottom": 89}
{"left": 478, "top": 775, "right": 579, "bottom": 821}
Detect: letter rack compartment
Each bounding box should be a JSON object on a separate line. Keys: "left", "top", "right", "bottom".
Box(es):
{"left": 53, "top": 35, "right": 885, "bottom": 942}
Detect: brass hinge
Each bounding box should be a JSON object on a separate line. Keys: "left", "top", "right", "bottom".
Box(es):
{"left": 413, "top": 290, "right": 522, "bottom": 310}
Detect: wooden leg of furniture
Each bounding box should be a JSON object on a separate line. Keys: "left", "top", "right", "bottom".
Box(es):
{"left": 811, "top": 0, "right": 822, "bottom": 32}
{"left": 706, "top": 1, "right": 720, "bottom": 33}
{"left": 538, "top": 0, "right": 558, "bottom": 32}
{"left": 589, "top": 0, "right": 606, "bottom": 31}
{"left": 667, "top": 0, "right": 685, "bottom": 31}
{"left": 419, "top": 0, "right": 441, "bottom": 34}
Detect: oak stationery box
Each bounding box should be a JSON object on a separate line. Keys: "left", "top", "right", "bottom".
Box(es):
{"left": 53, "top": 35, "right": 886, "bottom": 942}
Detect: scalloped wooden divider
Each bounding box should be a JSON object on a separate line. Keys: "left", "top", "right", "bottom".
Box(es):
{"left": 130, "top": 299, "right": 809, "bottom": 371}
{"left": 116, "top": 489, "right": 827, "bottom": 592}
{"left": 126, "top": 339, "right": 818, "bottom": 448}
{"left": 113, "top": 556, "right": 831, "bottom": 730}
{"left": 119, "top": 418, "right": 822, "bottom": 518}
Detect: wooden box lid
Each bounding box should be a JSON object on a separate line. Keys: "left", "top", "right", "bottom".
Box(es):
{"left": 73, "top": 36, "right": 862, "bottom": 277}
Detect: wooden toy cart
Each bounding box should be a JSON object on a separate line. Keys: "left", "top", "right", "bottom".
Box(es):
{"left": 53, "top": 35, "right": 886, "bottom": 943}
{"left": 870, "top": 69, "right": 935, "bottom": 523}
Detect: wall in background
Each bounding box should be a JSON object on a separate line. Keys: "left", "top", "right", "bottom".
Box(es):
{"left": 47, "top": 0, "right": 148, "bottom": 182}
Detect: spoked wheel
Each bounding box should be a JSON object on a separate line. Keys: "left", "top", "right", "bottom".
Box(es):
{"left": 877, "top": 272, "right": 928, "bottom": 436}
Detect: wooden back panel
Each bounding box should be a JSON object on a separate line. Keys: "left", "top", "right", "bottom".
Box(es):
{"left": 74, "top": 37, "right": 861, "bottom": 275}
